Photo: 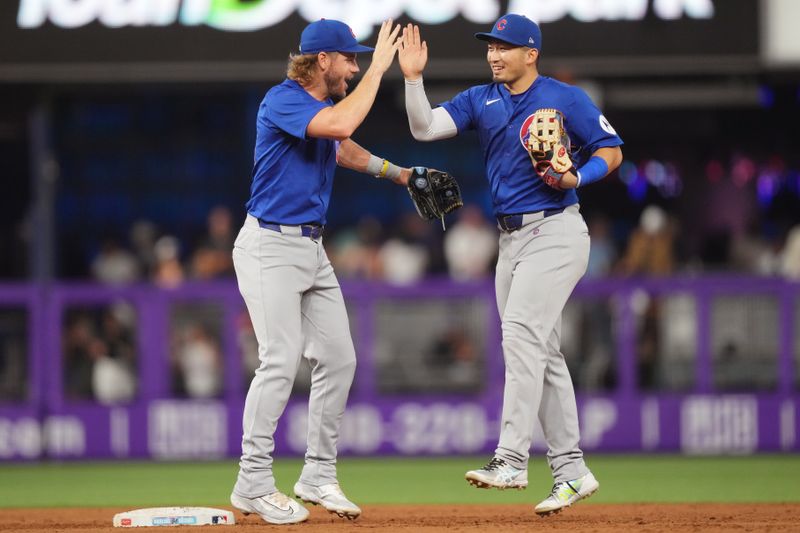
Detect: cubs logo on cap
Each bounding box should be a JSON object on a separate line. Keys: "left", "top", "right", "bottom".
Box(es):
{"left": 475, "top": 13, "right": 542, "bottom": 50}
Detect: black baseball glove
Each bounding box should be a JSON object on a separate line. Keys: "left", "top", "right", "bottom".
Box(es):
{"left": 407, "top": 167, "right": 463, "bottom": 226}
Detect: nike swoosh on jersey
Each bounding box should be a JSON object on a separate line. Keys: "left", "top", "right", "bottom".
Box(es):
{"left": 485, "top": 98, "right": 501, "bottom": 105}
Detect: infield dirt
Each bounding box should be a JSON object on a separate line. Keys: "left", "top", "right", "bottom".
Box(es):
{"left": 1, "top": 504, "right": 798, "bottom": 532}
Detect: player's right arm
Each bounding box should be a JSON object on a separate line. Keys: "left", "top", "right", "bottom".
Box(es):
{"left": 307, "top": 20, "right": 402, "bottom": 140}
{"left": 399, "top": 24, "right": 458, "bottom": 141}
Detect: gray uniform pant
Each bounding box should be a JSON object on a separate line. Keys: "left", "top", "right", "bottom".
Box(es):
{"left": 494, "top": 204, "right": 590, "bottom": 482}
{"left": 232, "top": 215, "right": 356, "bottom": 498}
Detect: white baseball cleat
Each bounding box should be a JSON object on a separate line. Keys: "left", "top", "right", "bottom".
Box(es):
{"left": 293, "top": 482, "right": 362, "bottom": 520}
{"left": 465, "top": 457, "right": 528, "bottom": 490}
{"left": 230, "top": 490, "right": 309, "bottom": 525}
{"left": 534, "top": 471, "right": 600, "bottom": 516}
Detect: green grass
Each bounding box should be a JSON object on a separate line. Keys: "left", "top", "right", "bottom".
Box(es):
{"left": 1, "top": 455, "right": 799, "bottom": 508}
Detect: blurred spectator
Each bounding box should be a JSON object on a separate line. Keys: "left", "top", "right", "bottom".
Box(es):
{"left": 129, "top": 219, "right": 159, "bottom": 278}
{"left": 576, "top": 303, "right": 616, "bottom": 391}
{"left": 428, "top": 327, "right": 480, "bottom": 390}
{"left": 63, "top": 305, "right": 137, "bottom": 404}
{"left": 443, "top": 205, "right": 497, "bottom": 280}
{"left": 585, "top": 214, "right": 616, "bottom": 278}
{"left": 730, "top": 222, "right": 781, "bottom": 275}
{"left": 152, "top": 235, "right": 185, "bottom": 288}
{"left": 633, "top": 291, "right": 660, "bottom": 389}
{"left": 190, "top": 206, "right": 235, "bottom": 279}
{"left": 328, "top": 216, "right": 383, "bottom": 280}
{"left": 379, "top": 239, "right": 426, "bottom": 284}
{"left": 0, "top": 310, "right": 26, "bottom": 401}
{"left": 618, "top": 206, "right": 676, "bottom": 389}
{"left": 92, "top": 346, "right": 137, "bottom": 404}
{"left": 101, "top": 302, "right": 137, "bottom": 362}
{"left": 576, "top": 214, "right": 617, "bottom": 391}
{"left": 618, "top": 205, "right": 675, "bottom": 276}
{"left": 91, "top": 237, "right": 141, "bottom": 285}
{"left": 780, "top": 225, "right": 800, "bottom": 280}
{"left": 173, "top": 323, "right": 222, "bottom": 398}
{"left": 94, "top": 303, "right": 137, "bottom": 404}
{"left": 378, "top": 213, "right": 431, "bottom": 284}
{"left": 704, "top": 159, "right": 757, "bottom": 243}
{"left": 64, "top": 313, "right": 95, "bottom": 399}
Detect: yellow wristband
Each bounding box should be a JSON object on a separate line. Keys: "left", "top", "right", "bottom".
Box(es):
{"left": 378, "top": 159, "right": 390, "bottom": 178}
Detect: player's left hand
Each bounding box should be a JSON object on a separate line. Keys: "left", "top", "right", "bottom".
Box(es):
{"left": 406, "top": 167, "right": 463, "bottom": 221}
{"left": 557, "top": 170, "right": 579, "bottom": 189}
{"left": 398, "top": 24, "right": 428, "bottom": 80}
{"left": 526, "top": 108, "right": 578, "bottom": 190}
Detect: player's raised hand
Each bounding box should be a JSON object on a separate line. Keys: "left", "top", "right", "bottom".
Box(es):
{"left": 399, "top": 24, "right": 428, "bottom": 80}
{"left": 370, "top": 20, "right": 402, "bottom": 74}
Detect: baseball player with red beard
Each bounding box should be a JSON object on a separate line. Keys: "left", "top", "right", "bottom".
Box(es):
{"left": 229, "top": 19, "right": 413, "bottom": 525}
{"left": 399, "top": 14, "right": 623, "bottom": 516}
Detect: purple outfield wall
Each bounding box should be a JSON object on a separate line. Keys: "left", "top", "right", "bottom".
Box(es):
{"left": 0, "top": 277, "right": 797, "bottom": 460}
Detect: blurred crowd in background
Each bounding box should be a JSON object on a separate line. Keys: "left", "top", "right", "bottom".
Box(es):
{"left": 2, "top": 88, "right": 800, "bottom": 285}
{"left": 86, "top": 203, "right": 501, "bottom": 287}
{"left": 82, "top": 198, "right": 800, "bottom": 289}
{"left": 52, "top": 194, "right": 799, "bottom": 406}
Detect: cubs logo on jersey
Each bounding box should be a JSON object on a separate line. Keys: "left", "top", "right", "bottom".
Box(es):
{"left": 519, "top": 112, "right": 536, "bottom": 150}
{"left": 519, "top": 110, "right": 576, "bottom": 154}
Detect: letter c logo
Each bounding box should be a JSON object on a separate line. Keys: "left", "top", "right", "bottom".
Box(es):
{"left": 496, "top": 19, "right": 507, "bottom": 31}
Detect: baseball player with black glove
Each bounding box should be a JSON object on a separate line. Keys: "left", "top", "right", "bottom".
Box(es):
{"left": 229, "top": 19, "right": 439, "bottom": 525}
{"left": 399, "top": 15, "right": 623, "bottom": 516}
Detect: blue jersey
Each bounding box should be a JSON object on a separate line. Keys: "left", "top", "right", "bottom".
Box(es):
{"left": 247, "top": 79, "right": 337, "bottom": 225}
{"left": 440, "top": 75, "right": 623, "bottom": 216}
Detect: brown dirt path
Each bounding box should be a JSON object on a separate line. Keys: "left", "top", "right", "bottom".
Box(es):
{"left": 1, "top": 504, "right": 798, "bottom": 532}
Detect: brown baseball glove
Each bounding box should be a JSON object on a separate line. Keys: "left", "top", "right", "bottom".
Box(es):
{"left": 526, "top": 108, "right": 577, "bottom": 190}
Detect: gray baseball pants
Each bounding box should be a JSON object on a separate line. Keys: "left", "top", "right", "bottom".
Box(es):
{"left": 232, "top": 215, "right": 356, "bottom": 498}
{"left": 494, "top": 204, "right": 591, "bottom": 482}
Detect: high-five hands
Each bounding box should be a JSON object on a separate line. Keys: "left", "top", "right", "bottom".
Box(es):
{"left": 370, "top": 20, "right": 403, "bottom": 74}
{"left": 398, "top": 24, "right": 428, "bottom": 80}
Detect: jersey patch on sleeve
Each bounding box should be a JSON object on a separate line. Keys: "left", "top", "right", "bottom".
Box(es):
{"left": 599, "top": 115, "right": 617, "bottom": 136}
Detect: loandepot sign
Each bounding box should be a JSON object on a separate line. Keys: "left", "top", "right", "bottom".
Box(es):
{"left": 17, "top": 0, "right": 714, "bottom": 37}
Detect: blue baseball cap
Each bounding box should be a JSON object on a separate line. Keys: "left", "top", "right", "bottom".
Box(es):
{"left": 299, "top": 19, "right": 374, "bottom": 55}
{"left": 475, "top": 14, "right": 542, "bottom": 50}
